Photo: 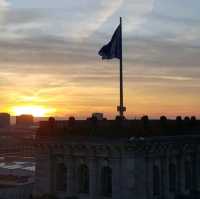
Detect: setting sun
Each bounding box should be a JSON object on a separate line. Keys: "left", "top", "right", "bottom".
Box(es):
{"left": 11, "top": 106, "right": 53, "bottom": 117}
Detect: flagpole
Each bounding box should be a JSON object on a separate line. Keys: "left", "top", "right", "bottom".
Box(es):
{"left": 118, "top": 17, "right": 126, "bottom": 118}
{"left": 98, "top": 17, "right": 126, "bottom": 118}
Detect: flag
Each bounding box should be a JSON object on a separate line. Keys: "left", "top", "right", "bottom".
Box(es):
{"left": 99, "top": 24, "right": 122, "bottom": 60}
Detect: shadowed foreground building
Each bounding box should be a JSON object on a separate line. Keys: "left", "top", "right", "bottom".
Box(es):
{"left": 34, "top": 117, "right": 200, "bottom": 199}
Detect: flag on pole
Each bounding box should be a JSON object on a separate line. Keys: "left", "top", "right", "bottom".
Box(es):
{"left": 98, "top": 24, "right": 122, "bottom": 60}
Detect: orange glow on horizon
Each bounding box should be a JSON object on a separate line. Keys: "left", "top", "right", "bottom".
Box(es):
{"left": 10, "top": 106, "right": 55, "bottom": 117}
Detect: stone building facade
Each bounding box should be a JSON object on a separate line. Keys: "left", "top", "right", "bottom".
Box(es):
{"left": 34, "top": 119, "right": 200, "bottom": 199}
{"left": 0, "top": 183, "right": 34, "bottom": 199}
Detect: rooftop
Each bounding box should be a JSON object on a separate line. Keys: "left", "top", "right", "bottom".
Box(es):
{"left": 37, "top": 116, "right": 200, "bottom": 138}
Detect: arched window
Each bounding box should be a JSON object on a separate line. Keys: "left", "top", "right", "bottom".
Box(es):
{"left": 56, "top": 163, "right": 67, "bottom": 192}
{"left": 153, "top": 165, "right": 160, "bottom": 196}
{"left": 185, "top": 161, "right": 192, "bottom": 191}
{"left": 169, "top": 163, "right": 176, "bottom": 193}
{"left": 101, "top": 166, "right": 112, "bottom": 197}
{"left": 78, "top": 164, "right": 89, "bottom": 193}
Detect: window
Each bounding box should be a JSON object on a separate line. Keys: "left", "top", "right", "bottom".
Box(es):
{"left": 153, "top": 165, "right": 160, "bottom": 196}
{"left": 185, "top": 161, "right": 192, "bottom": 191}
{"left": 169, "top": 163, "right": 176, "bottom": 193}
{"left": 101, "top": 166, "right": 112, "bottom": 197}
{"left": 56, "top": 163, "right": 67, "bottom": 191}
{"left": 78, "top": 164, "right": 89, "bottom": 193}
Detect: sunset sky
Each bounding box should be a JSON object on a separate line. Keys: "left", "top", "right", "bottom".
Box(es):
{"left": 0, "top": 0, "right": 200, "bottom": 118}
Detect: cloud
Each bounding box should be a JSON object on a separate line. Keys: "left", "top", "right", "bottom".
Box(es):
{"left": 119, "top": 0, "right": 155, "bottom": 33}
{"left": 0, "top": 0, "right": 156, "bottom": 41}
{"left": 153, "top": 0, "right": 200, "bottom": 20}
{"left": 0, "top": 0, "right": 9, "bottom": 8}
{"left": 0, "top": 32, "right": 200, "bottom": 88}
{"left": 0, "top": 8, "right": 49, "bottom": 39}
{"left": 0, "top": 0, "right": 10, "bottom": 25}
{"left": 0, "top": 0, "right": 200, "bottom": 117}
{"left": 137, "top": 0, "right": 200, "bottom": 46}
{"left": 0, "top": 0, "right": 125, "bottom": 40}
{"left": 1, "top": 0, "right": 199, "bottom": 72}
{"left": 69, "top": 0, "right": 124, "bottom": 39}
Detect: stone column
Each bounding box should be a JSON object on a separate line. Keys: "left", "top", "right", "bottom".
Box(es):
{"left": 196, "top": 147, "right": 200, "bottom": 192}
{"left": 89, "top": 157, "right": 97, "bottom": 199}
{"left": 68, "top": 156, "right": 76, "bottom": 196}
{"left": 34, "top": 145, "right": 53, "bottom": 196}
{"left": 161, "top": 154, "right": 168, "bottom": 199}
{"left": 179, "top": 153, "right": 185, "bottom": 194}
{"left": 145, "top": 153, "right": 151, "bottom": 199}
{"left": 120, "top": 150, "right": 136, "bottom": 199}
{"left": 176, "top": 154, "right": 181, "bottom": 194}
{"left": 111, "top": 157, "right": 121, "bottom": 199}
{"left": 147, "top": 155, "right": 154, "bottom": 199}
{"left": 191, "top": 150, "right": 197, "bottom": 191}
{"left": 132, "top": 152, "right": 148, "bottom": 199}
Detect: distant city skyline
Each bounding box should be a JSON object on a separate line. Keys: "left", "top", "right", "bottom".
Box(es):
{"left": 0, "top": 0, "right": 200, "bottom": 118}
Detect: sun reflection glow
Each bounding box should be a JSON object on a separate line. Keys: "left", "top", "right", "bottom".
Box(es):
{"left": 11, "top": 106, "right": 54, "bottom": 117}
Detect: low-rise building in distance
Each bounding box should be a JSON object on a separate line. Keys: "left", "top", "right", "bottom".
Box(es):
{"left": 16, "top": 115, "right": 34, "bottom": 127}
{"left": 0, "top": 113, "right": 10, "bottom": 128}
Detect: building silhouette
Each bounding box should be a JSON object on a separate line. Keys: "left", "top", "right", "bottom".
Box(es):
{"left": 0, "top": 113, "right": 10, "bottom": 128}
{"left": 16, "top": 114, "right": 34, "bottom": 127}
{"left": 34, "top": 116, "right": 200, "bottom": 199}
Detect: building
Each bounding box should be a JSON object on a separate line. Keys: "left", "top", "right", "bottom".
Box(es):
{"left": 16, "top": 115, "right": 34, "bottom": 127}
{"left": 0, "top": 113, "right": 10, "bottom": 128}
{"left": 91, "top": 113, "right": 104, "bottom": 120}
{"left": 0, "top": 150, "right": 35, "bottom": 199}
{"left": 34, "top": 117, "right": 200, "bottom": 199}
{"left": 0, "top": 165, "right": 34, "bottom": 199}
{"left": 0, "top": 178, "right": 34, "bottom": 199}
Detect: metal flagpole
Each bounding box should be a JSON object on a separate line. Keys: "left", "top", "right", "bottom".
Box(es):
{"left": 117, "top": 17, "right": 126, "bottom": 118}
